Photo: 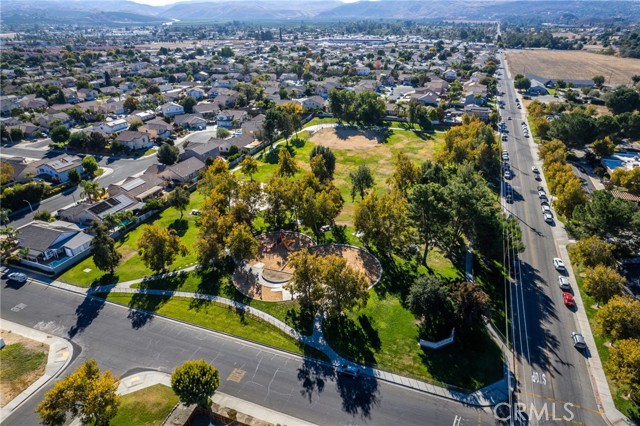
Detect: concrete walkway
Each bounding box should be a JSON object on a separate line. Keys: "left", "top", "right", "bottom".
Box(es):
{"left": 0, "top": 320, "right": 74, "bottom": 422}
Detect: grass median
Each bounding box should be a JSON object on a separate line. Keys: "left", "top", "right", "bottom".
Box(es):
{"left": 110, "top": 384, "right": 178, "bottom": 426}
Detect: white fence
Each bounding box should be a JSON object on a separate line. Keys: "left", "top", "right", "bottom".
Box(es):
{"left": 419, "top": 328, "right": 455, "bottom": 349}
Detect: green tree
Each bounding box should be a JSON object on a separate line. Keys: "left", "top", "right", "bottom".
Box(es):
{"left": 452, "top": 281, "right": 490, "bottom": 331}
{"left": 157, "top": 143, "right": 179, "bottom": 165}
{"left": 123, "top": 96, "right": 138, "bottom": 113}
{"left": 354, "top": 90, "right": 386, "bottom": 126}
{"left": 572, "top": 236, "right": 616, "bottom": 268}
{"left": 9, "top": 127, "right": 23, "bottom": 142}
{"left": 309, "top": 145, "right": 336, "bottom": 179}
{"left": 584, "top": 264, "right": 626, "bottom": 306}
{"left": 286, "top": 248, "right": 326, "bottom": 314}
{"left": 408, "top": 275, "right": 454, "bottom": 338}
{"left": 216, "top": 127, "right": 231, "bottom": 139}
{"left": 36, "top": 360, "right": 119, "bottom": 426}
{"left": 592, "top": 75, "right": 605, "bottom": 88}
{"left": 572, "top": 190, "right": 640, "bottom": 239}
{"left": 67, "top": 168, "right": 81, "bottom": 184}
{"left": 606, "top": 85, "right": 639, "bottom": 114}
{"left": 354, "top": 190, "right": 410, "bottom": 256}
{"left": 168, "top": 187, "right": 190, "bottom": 220}
{"left": 81, "top": 156, "right": 99, "bottom": 177}
{"left": 225, "top": 223, "right": 259, "bottom": 261}
{"left": 88, "top": 132, "right": 108, "bottom": 152}
{"left": 68, "top": 132, "right": 88, "bottom": 151}
{"left": 33, "top": 210, "right": 53, "bottom": 221}
{"left": 79, "top": 180, "right": 104, "bottom": 202}
{"left": 548, "top": 111, "right": 598, "bottom": 148}
{"left": 592, "top": 136, "right": 616, "bottom": 158}
{"left": 137, "top": 224, "right": 188, "bottom": 273}
{"left": 408, "top": 182, "right": 449, "bottom": 265}
{"left": 275, "top": 148, "right": 298, "bottom": 177}
{"left": 322, "top": 254, "right": 369, "bottom": 319}
{"left": 605, "top": 338, "right": 640, "bottom": 399}
{"left": 90, "top": 221, "right": 121, "bottom": 274}
{"left": 595, "top": 295, "right": 640, "bottom": 341}
{"left": 349, "top": 165, "right": 374, "bottom": 201}
{"left": 50, "top": 125, "right": 70, "bottom": 143}
{"left": 240, "top": 156, "right": 258, "bottom": 181}
{"left": 389, "top": 151, "right": 420, "bottom": 196}
{"left": 181, "top": 96, "right": 197, "bottom": 114}
{"left": 171, "top": 360, "right": 220, "bottom": 408}
{"left": 514, "top": 76, "right": 531, "bottom": 91}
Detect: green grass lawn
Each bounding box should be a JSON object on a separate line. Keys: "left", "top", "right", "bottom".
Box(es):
{"left": 0, "top": 342, "right": 47, "bottom": 383}
{"left": 110, "top": 385, "right": 178, "bottom": 426}
{"left": 568, "top": 247, "right": 640, "bottom": 422}
{"left": 305, "top": 117, "right": 338, "bottom": 127}
{"left": 100, "top": 292, "right": 326, "bottom": 360}
{"left": 59, "top": 192, "right": 205, "bottom": 287}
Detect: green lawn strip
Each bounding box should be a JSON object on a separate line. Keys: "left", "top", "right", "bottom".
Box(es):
{"left": 567, "top": 247, "right": 639, "bottom": 419}
{"left": 59, "top": 192, "right": 205, "bottom": 287}
{"left": 100, "top": 293, "right": 327, "bottom": 361}
{"left": 109, "top": 384, "right": 178, "bottom": 426}
{"left": 305, "top": 117, "right": 338, "bottom": 127}
{"left": 0, "top": 342, "right": 47, "bottom": 382}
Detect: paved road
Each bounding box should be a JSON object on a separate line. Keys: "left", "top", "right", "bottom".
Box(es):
{"left": 498, "top": 52, "right": 605, "bottom": 426}
{"left": 0, "top": 279, "right": 497, "bottom": 426}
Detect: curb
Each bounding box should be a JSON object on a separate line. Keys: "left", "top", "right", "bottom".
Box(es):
{"left": 0, "top": 320, "right": 75, "bottom": 422}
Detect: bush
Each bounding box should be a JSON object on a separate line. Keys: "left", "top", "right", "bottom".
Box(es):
{"left": 0, "top": 181, "right": 48, "bottom": 211}
{"left": 290, "top": 136, "right": 305, "bottom": 148}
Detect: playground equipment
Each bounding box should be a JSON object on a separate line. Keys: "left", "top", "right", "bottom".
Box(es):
{"left": 278, "top": 229, "right": 296, "bottom": 251}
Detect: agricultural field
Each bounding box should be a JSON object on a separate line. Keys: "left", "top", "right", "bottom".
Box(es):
{"left": 505, "top": 49, "right": 640, "bottom": 85}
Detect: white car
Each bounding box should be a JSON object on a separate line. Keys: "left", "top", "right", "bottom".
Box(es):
{"left": 543, "top": 212, "right": 554, "bottom": 223}
{"left": 190, "top": 209, "right": 201, "bottom": 215}
{"left": 539, "top": 191, "right": 548, "bottom": 200}
{"left": 7, "top": 272, "right": 27, "bottom": 283}
{"left": 336, "top": 364, "right": 361, "bottom": 377}
{"left": 558, "top": 276, "right": 571, "bottom": 290}
{"left": 504, "top": 170, "right": 512, "bottom": 179}
{"left": 553, "top": 258, "right": 566, "bottom": 270}
{"left": 542, "top": 204, "right": 551, "bottom": 214}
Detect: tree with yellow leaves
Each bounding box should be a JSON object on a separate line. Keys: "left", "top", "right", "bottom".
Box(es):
{"left": 605, "top": 338, "right": 640, "bottom": 400}
{"left": 137, "top": 224, "right": 188, "bottom": 273}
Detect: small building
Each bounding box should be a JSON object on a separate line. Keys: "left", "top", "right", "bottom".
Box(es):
{"left": 216, "top": 110, "right": 247, "bottom": 129}
{"left": 94, "top": 119, "right": 128, "bottom": 134}
{"left": 37, "top": 155, "right": 83, "bottom": 183}
{"left": 174, "top": 114, "right": 207, "bottom": 131}
{"left": 528, "top": 79, "right": 549, "bottom": 96}
{"left": 108, "top": 174, "right": 165, "bottom": 202}
{"left": 158, "top": 157, "right": 206, "bottom": 184}
{"left": 160, "top": 102, "right": 185, "bottom": 117}
{"left": 114, "top": 130, "right": 153, "bottom": 151}
{"left": 463, "top": 105, "right": 492, "bottom": 122}
{"left": 57, "top": 194, "right": 139, "bottom": 226}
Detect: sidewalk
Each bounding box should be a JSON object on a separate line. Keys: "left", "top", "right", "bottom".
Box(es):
{"left": 36, "top": 274, "right": 508, "bottom": 407}
{"left": 0, "top": 320, "right": 74, "bottom": 422}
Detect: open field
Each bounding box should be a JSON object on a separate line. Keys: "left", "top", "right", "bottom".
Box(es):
{"left": 0, "top": 331, "right": 48, "bottom": 407}
{"left": 110, "top": 385, "right": 178, "bottom": 426}
{"left": 505, "top": 49, "right": 640, "bottom": 85}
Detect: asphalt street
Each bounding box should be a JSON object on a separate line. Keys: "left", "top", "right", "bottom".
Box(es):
{"left": 0, "top": 279, "right": 498, "bottom": 426}
{"left": 498, "top": 53, "right": 605, "bottom": 426}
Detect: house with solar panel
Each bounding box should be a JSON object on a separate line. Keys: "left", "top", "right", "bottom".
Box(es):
{"left": 57, "top": 194, "right": 141, "bottom": 226}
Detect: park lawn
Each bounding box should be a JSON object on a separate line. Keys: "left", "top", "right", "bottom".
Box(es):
{"left": 109, "top": 385, "right": 178, "bottom": 426}
{"left": 59, "top": 192, "right": 205, "bottom": 287}
{"left": 305, "top": 117, "right": 338, "bottom": 127}
{"left": 101, "top": 293, "right": 325, "bottom": 360}
{"left": 567, "top": 247, "right": 639, "bottom": 421}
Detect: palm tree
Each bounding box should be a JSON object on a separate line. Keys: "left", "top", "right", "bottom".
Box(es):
{"left": 79, "top": 180, "right": 104, "bottom": 202}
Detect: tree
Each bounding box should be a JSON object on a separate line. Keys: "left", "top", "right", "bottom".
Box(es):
{"left": 87, "top": 132, "right": 107, "bottom": 152}
{"left": 610, "top": 167, "right": 640, "bottom": 192}
{"left": 147, "top": 84, "right": 160, "bottom": 95}
{"left": 90, "top": 221, "right": 121, "bottom": 274}
{"left": 50, "top": 125, "right": 70, "bottom": 143}
{"left": 389, "top": 151, "right": 420, "bottom": 196}
{"left": 0, "top": 161, "right": 14, "bottom": 185}
{"left": 606, "top": 85, "right": 639, "bottom": 114}
{"left": 275, "top": 148, "right": 298, "bottom": 177}
{"left": 408, "top": 275, "right": 454, "bottom": 338}
{"left": 10, "top": 127, "right": 23, "bottom": 142}
{"left": 591, "top": 136, "right": 616, "bottom": 158}
{"left": 572, "top": 236, "right": 616, "bottom": 268}
{"left": 309, "top": 145, "right": 336, "bottom": 179}
{"left": 181, "top": 96, "right": 197, "bottom": 114}
{"left": 310, "top": 155, "right": 330, "bottom": 182}
{"left": 584, "top": 264, "right": 625, "bottom": 306}
{"left": 216, "top": 127, "right": 231, "bottom": 139}
{"left": 168, "top": 187, "right": 190, "bottom": 220}
{"left": 605, "top": 338, "right": 640, "bottom": 399}
{"left": 123, "top": 96, "right": 138, "bottom": 113}
{"left": 548, "top": 111, "right": 598, "bottom": 148}
{"left": 554, "top": 177, "right": 587, "bottom": 218}
{"left": 452, "top": 281, "right": 490, "bottom": 331}
{"left": 349, "top": 165, "right": 374, "bottom": 201}
{"left": 157, "top": 143, "right": 179, "bottom": 165}
{"left": 408, "top": 182, "right": 449, "bottom": 265}
{"left": 354, "top": 190, "right": 410, "bottom": 256}
{"left": 36, "top": 359, "right": 119, "bottom": 426}
{"left": 128, "top": 118, "right": 143, "bottom": 131}
{"left": 595, "top": 295, "right": 640, "bottom": 341}
{"left": 514, "top": 76, "right": 531, "bottom": 91}
{"left": 262, "top": 108, "right": 281, "bottom": 147}
{"left": 171, "top": 359, "right": 220, "bottom": 408}
{"left": 0, "top": 226, "right": 19, "bottom": 261}
{"left": 225, "top": 223, "right": 259, "bottom": 261}
{"left": 286, "top": 248, "right": 326, "bottom": 313}
{"left": 240, "top": 156, "right": 258, "bottom": 181}
{"left": 572, "top": 190, "right": 640, "bottom": 239}
{"left": 81, "top": 155, "right": 99, "bottom": 177}
{"left": 80, "top": 180, "right": 104, "bottom": 202}
{"left": 592, "top": 75, "right": 605, "bottom": 88}
{"left": 34, "top": 210, "right": 53, "bottom": 221}
{"left": 68, "top": 132, "right": 88, "bottom": 151}
{"left": 354, "top": 90, "right": 386, "bottom": 126}
{"left": 322, "top": 254, "right": 369, "bottom": 319}
{"left": 138, "top": 224, "right": 188, "bottom": 273}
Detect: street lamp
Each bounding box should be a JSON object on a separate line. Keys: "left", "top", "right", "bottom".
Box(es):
{"left": 23, "top": 199, "right": 34, "bottom": 213}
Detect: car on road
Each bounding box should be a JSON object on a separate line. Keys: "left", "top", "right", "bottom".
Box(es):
{"left": 502, "top": 153, "right": 509, "bottom": 161}
{"left": 508, "top": 117, "right": 512, "bottom": 120}
{"left": 553, "top": 258, "right": 566, "bottom": 271}
{"left": 542, "top": 205, "right": 552, "bottom": 215}
{"left": 538, "top": 191, "right": 547, "bottom": 199}
{"left": 504, "top": 170, "right": 512, "bottom": 179}
{"left": 558, "top": 276, "right": 571, "bottom": 290}
{"left": 543, "top": 212, "right": 554, "bottom": 223}
{"left": 7, "top": 272, "right": 27, "bottom": 283}
{"left": 563, "top": 292, "right": 576, "bottom": 308}
{"left": 535, "top": 174, "right": 542, "bottom": 181}
{"left": 572, "top": 332, "right": 587, "bottom": 350}
{"left": 336, "top": 364, "right": 361, "bottom": 377}
{"left": 506, "top": 194, "right": 513, "bottom": 203}
{"left": 537, "top": 185, "right": 545, "bottom": 192}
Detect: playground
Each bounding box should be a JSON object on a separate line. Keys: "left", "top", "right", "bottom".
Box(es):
{"left": 232, "top": 230, "right": 382, "bottom": 302}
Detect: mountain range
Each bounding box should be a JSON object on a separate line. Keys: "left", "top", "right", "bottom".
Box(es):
{"left": 1, "top": 0, "right": 638, "bottom": 25}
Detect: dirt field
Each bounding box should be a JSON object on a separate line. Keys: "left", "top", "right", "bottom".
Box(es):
{"left": 505, "top": 49, "right": 640, "bottom": 85}
{"left": 308, "top": 127, "right": 387, "bottom": 151}
{"left": 0, "top": 330, "right": 48, "bottom": 407}
{"left": 309, "top": 245, "right": 381, "bottom": 285}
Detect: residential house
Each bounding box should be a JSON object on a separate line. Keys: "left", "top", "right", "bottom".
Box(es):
{"left": 528, "top": 79, "right": 549, "bottom": 96}
{"left": 114, "top": 130, "right": 153, "bottom": 150}
{"left": 78, "top": 88, "right": 98, "bottom": 102}
{"left": 94, "top": 118, "right": 128, "bottom": 134}
{"left": 181, "top": 141, "right": 221, "bottom": 163}
{"left": 217, "top": 110, "right": 247, "bottom": 128}
{"left": 108, "top": 173, "right": 165, "bottom": 202}
{"left": 62, "top": 88, "right": 79, "bottom": 104}
{"left": 297, "top": 96, "right": 326, "bottom": 111}
{"left": 424, "top": 77, "right": 449, "bottom": 96}
{"left": 8, "top": 122, "right": 42, "bottom": 139}
{"left": 58, "top": 194, "right": 139, "bottom": 226}
{"left": 19, "top": 96, "right": 48, "bottom": 110}
{"left": 0, "top": 95, "right": 19, "bottom": 116}
{"left": 16, "top": 220, "right": 94, "bottom": 273}
{"left": 142, "top": 118, "right": 172, "bottom": 140}
{"left": 38, "top": 112, "right": 72, "bottom": 129}
{"left": 160, "top": 102, "right": 184, "bottom": 117}
{"left": 158, "top": 157, "right": 206, "bottom": 184}
{"left": 174, "top": 114, "right": 207, "bottom": 130}
{"left": 36, "top": 155, "right": 83, "bottom": 182}
{"left": 410, "top": 89, "right": 440, "bottom": 106}
{"left": 443, "top": 69, "right": 458, "bottom": 82}
{"left": 463, "top": 104, "right": 492, "bottom": 122}
{"left": 185, "top": 87, "right": 205, "bottom": 101}
{"left": 355, "top": 67, "right": 371, "bottom": 76}
{"left": 193, "top": 102, "right": 219, "bottom": 119}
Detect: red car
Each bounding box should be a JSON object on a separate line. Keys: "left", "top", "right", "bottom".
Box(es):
{"left": 563, "top": 292, "right": 575, "bottom": 308}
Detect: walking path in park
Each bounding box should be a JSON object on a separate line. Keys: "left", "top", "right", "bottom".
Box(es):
{"left": 41, "top": 269, "right": 508, "bottom": 407}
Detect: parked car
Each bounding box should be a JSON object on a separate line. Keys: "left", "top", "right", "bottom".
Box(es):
{"left": 571, "top": 332, "right": 587, "bottom": 350}
{"left": 7, "top": 272, "right": 27, "bottom": 283}
{"left": 506, "top": 194, "right": 513, "bottom": 203}
{"left": 504, "top": 170, "right": 512, "bottom": 179}
{"left": 558, "top": 276, "right": 571, "bottom": 290}
{"left": 543, "top": 212, "right": 554, "bottom": 223}
{"left": 535, "top": 174, "right": 542, "bottom": 181}
{"left": 553, "top": 258, "right": 566, "bottom": 270}
{"left": 537, "top": 186, "right": 545, "bottom": 192}
{"left": 563, "top": 292, "right": 575, "bottom": 308}
{"left": 542, "top": 205, "right": 552, "bottom": 214}
{"left": 336, "top": 364, "right": 361, "bottom": 377}
{"left": 190, "top": 209, "right": 201, "bottom": 215}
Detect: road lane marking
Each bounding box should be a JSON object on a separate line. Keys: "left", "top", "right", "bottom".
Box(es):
{"left": 227, "top": 368, "right": 246, "bottom": 383}
{"left": 10, "top": 303, "right": 27, "bottom": 312}
{"left": 452, "top": 415, "right": 462, "bottom": 426}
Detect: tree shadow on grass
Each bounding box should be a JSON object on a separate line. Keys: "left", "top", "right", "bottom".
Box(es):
{"left": 285, "top": 307, "right": 315, "bottom": 336}
{"left": 373, "top": 254, "right": 419, "bottom": 300}
{"left": 189, "top": 260, "right": 235, "bottom": 311}
{"left": 322, "top": 315, "right": 378, "bottom": 364}
{"left": 126, "top": 273, "right": 187, "bottom": 329}
{"left": 168, "top": 218, "right": 189, "bottom": 237}
{"left": 89, "top": 272, "right": 119, "bottom": 288}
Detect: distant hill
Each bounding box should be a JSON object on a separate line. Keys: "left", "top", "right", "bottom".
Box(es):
{"left": 1, "top": 0, "right": 639, "bottom": 25}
